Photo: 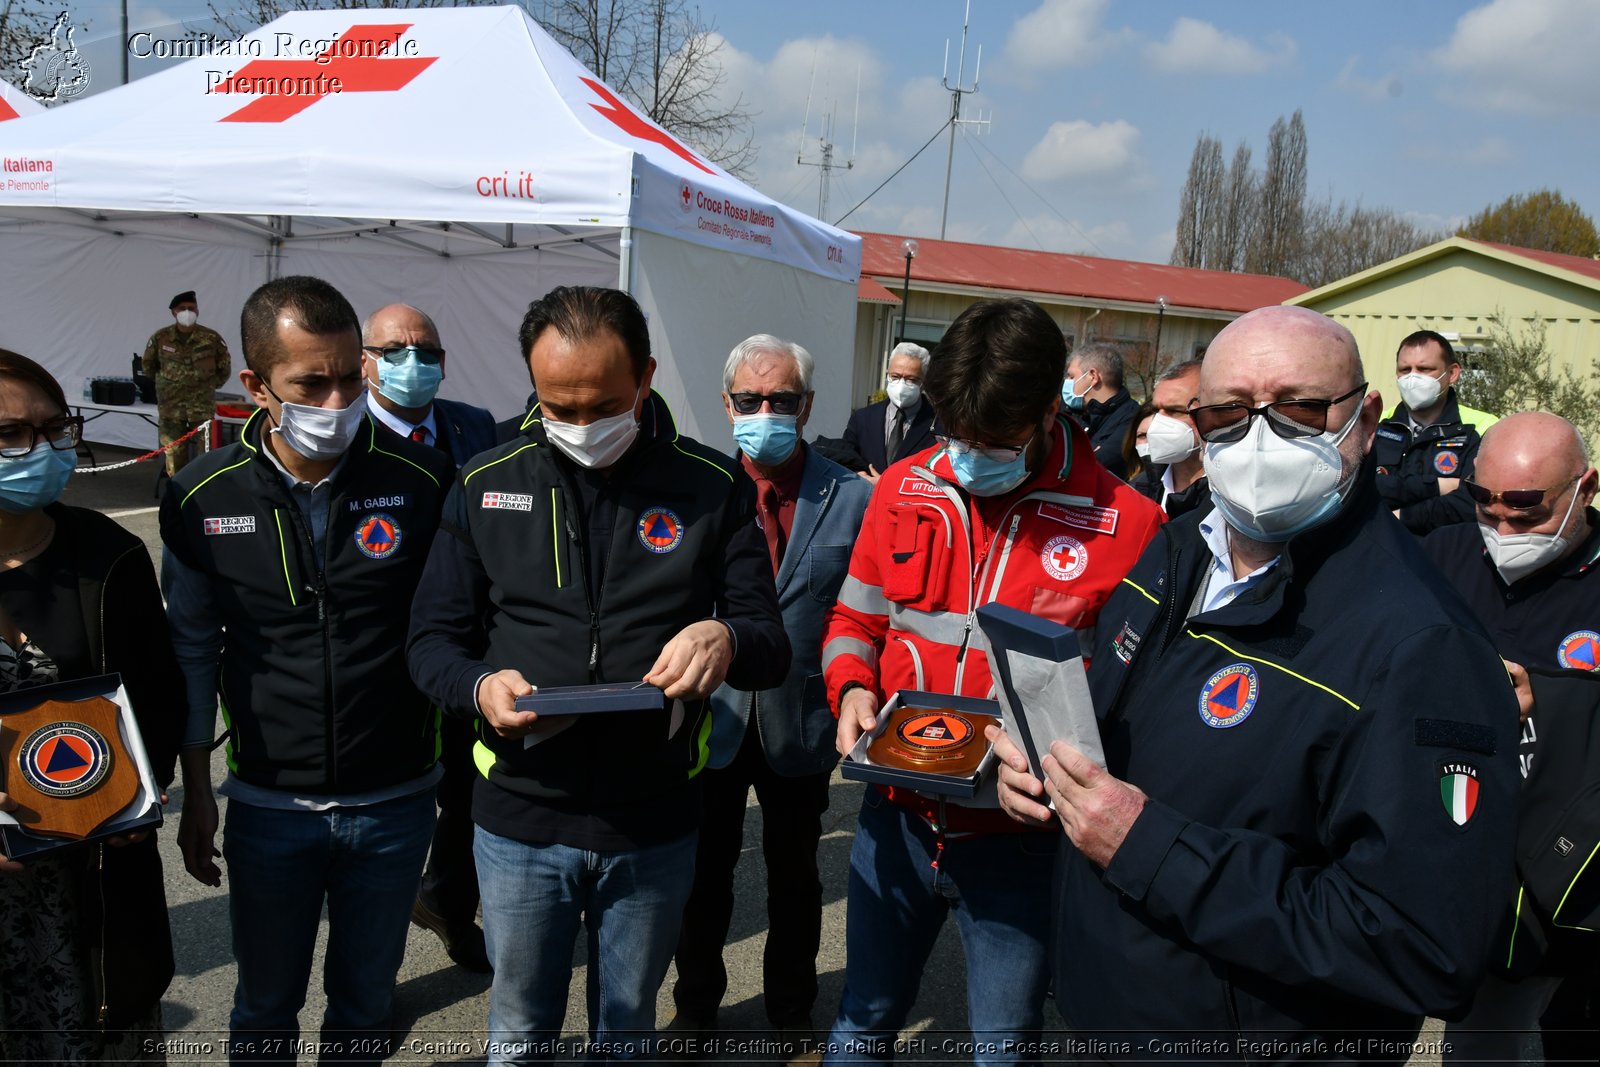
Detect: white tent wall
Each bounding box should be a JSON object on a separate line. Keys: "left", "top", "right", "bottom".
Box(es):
{"left": 630, "top": 229, "right": 857, "bottom": 449}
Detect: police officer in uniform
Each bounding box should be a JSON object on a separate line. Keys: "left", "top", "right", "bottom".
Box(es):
{"left": 1374, "top": 329, "right": 1498, "bottom": 534}
{"left": 141, "top": 290, "right": 231, "bottom": 476}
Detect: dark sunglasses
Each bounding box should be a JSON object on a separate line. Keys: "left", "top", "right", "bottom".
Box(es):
{"left": 1190, "top": 383, "right": 1366, "bottom": 444}
{"left": 1462, "top": 477, "right": 1579, "bottom": 511}
{"left": 729, "top": 391, "right": 804, "bottom": 416}
{"left": 362, "top": 344, "right": 444, "bottom": 366}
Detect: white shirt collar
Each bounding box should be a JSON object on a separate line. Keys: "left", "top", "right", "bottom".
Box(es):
{"left": 1195, "top": 506, "right": 1281, "bottom": 615}
{"left": 365, "top": 390, "right": 438, "bottom": 443}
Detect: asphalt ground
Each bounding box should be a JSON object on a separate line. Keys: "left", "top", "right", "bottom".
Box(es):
{"left": 59, "top": 443, "right": 1448, "bottom": 1066}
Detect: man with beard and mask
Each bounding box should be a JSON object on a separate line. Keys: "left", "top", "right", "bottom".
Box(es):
{"left": 667, "top": 334, "right": 872, "bottom": 1053}
{"left": 1374, "top": 330, "right": 1499, "bottom": 535}
{"left": 840, "top": 342, "right": 938, "bottom": 483}
{"left": 360, "top": 302, "right": 495, "bottom": 974}
{"left": 406, "top": 287, "right": 788, "bottom": 1065}
{"left": 822, "top": 298, "right": 1164, "bottom": 1065}
{"left": 1063, "top": 342, "right": 1137, "bottom": 481}
{"left": 1422, "top": 412, "right": 1600, "bottom": 1065}
{"left": 141, "top": 289, "right": 232, "bottom": 476}
{"left": 160, "top": 276, "right": 452, "bottom": 1063}
{"left": 994, "top": 305, "right": 1520, "bottom": 1062}
{"left": 1130, "top": 360, "right": 1209, "bottom": 519}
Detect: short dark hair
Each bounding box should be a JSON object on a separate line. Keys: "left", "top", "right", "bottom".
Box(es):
{"left": 1070, "top": 342, "right": 1125, "bottom": 390}
{"left": 1397, "top": 329, "right": 1459, "bottom": 367}
{"left": 1157, "top": 358, "right": 1204, "bottom": 385}
{"left": 239, "top": 275, "right": 359, "bottom": 378}
{"left": 925, "top": 298, "right": 1067, "bottom": 439}
{"left": 0, "top": 348, "right": 68, "bottom": 416}
{"left": 518, "top": 286, "right": 651, "bottom": 381}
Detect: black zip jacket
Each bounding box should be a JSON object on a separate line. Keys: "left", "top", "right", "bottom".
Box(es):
{"left": 1056, "top": 467, "right": 1520, "bottom": 1062}
{"left": 405, "top": 392, "right": 788, "bottom": 849}
{"left": 159, "top": 409, "right": 451, "bottom": 792}
{"left": 1373, "top": 390, "right": 1496, "bottom": 534}
{"left": 1130, "top": 462, "right": 1210, "bottom": 520}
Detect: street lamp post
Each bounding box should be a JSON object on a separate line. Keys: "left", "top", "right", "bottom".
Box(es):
{"left": 899, "top": 239, "right": 919, "bottom": 345}
{"left": 1154, "top": 295, "right": 1169, "bottom": 364}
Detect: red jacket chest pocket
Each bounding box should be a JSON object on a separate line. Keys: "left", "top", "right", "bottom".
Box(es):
{"left": 881, "top": 503, "right": 957, "bottom": 610}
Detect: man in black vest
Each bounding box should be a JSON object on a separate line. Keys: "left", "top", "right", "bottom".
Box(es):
{"left": 162, "top": 276, "right": 452, "bottom": 1063}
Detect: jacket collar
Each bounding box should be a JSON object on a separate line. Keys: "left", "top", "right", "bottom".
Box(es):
{"left": 1387, "top": 387, "right": 1464, "bottom": 430}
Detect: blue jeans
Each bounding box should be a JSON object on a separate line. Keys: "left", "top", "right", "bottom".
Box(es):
{"left": 223, "top": 790, "right": 435, "bottom": 1065}
{"left": 475, "top": 826, "right": 699, "bottom": 1066}
{"left": 825, "top": 789, "right": 1055, "bottom": 1067}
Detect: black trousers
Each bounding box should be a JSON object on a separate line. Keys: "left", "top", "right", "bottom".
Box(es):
{"left": 419, "top": 714, "right": 480, "bottom": 925}
{"left": 673, "top": 722, "right": 832, "bottom": 1027}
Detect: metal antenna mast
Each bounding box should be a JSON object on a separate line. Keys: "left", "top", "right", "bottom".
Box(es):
{"left": 940, "top": 0, "right": 989, "bottom": 239}
{"left": 798, "top": 59, "right": 859, "bottom": 221}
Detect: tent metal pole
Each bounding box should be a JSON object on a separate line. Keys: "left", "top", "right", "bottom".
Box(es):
{"left": 618, "top": 225, "right": 634, "bottom": 293}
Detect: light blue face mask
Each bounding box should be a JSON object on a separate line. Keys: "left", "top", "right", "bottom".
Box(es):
{"left": 732, "top": 413, "right": 799, "bottom": 467}
{"left": 0, "top": 444, "right": 76, "bottom": 514}
{"left": 377, "top": 349, "right": 444, "bottom": 409}
{"left": 948, "top": 446, "right": 1030, "bottom": 497}
{"left": 1062, "top": 370, "right": 1091, "bottom": 412}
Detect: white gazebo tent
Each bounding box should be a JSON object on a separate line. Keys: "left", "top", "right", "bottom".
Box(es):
{"left": 0, "top": 78, "right": 45, "bottom": 121}
{"left": 0, "top": 6, "right": 860, "bottom": 447}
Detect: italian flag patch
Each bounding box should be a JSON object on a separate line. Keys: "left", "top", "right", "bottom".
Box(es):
{"left": 1440, "top": 762, "right": 1481, "bottom": 827}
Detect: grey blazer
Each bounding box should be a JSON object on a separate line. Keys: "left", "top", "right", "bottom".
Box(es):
{"left": 706, "top": 447, "right": 872, "bottom": 776}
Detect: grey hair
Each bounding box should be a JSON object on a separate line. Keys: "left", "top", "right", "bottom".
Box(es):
{"left": 1070, "top": 342, "right": 1124, "bottom": 390}
{"left": 1156, "top": 359, "right": 1203, "bottom": 384}
{"left": 362, "top": 303, "right": 440, "bottom": 345}
{"left": 889, "top": 341, "right": 931, "bottom": 373}
{"left": 723, "top": 333, "right": 814, "bottom": 393}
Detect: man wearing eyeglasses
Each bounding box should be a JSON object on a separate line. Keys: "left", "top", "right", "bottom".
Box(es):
{"left": 823, "top": 298, "right": 1164, "bottom": 1065}
{"left": 668, "top": 335, "right": 872, "bottom": 1053}
{"left": 840, "top": 342, "right": 938, "bottom": 483}
{"left": 995, "top": 305, "right": 1519, "bottom": 1060}
{"left": 1420, "top": 412, "right": 1599, "bottom": 1066}
{"left": 360, "top": 303, "right": 496, "bottom": 974}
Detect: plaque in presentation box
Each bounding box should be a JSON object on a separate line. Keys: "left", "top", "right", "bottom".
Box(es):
{"left": 841, "top": 690, "right": 1003, "bottom": 798}
{"left": 0, "top": 674, "right": 162, "bottom": 860}
{"left": 975, "top": 602, "right": 1104, "bottom": 788}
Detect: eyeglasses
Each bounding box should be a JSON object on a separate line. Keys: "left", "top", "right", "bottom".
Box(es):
{"left": 0, "top": 417, "right": 83, "bottom": 458}
{"left": 937, "top": 428, "right": 1037, "bottom": 462}
{"left": 887, "top": 372, "right": 922, "bottom": 386}
{"left": 728, "top": 392, "right": 805, "bottom": 416}
{"left": 363, "top": 344, "right": 444, "bottom": 366}
{"left": 1462, "top": 477, "right": 1581, "bottom": 511}
{"left": 1189, "top": 383, "right": 1366, "bottom": 444}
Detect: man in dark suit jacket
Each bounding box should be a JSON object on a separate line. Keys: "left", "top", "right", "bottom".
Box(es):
{"left": 671, "top": 334, "right": 873, "bottom": 1042}
{"left": 840, "top": 342, "right": 938, "bottom": 482}
{"left": 1064, "top": 342, "right": 1138, "bottom": 480}
{"left": 361, "top": 302, "right": 496, "bottom": 973}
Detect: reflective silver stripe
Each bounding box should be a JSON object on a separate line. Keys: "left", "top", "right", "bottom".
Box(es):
{"left": 836, "top": 574, "right": 890, "bottom": 616}
{"left": 888, "top": 602, "right": 971, "bottom": 646}
{"left": 822, "top": 636, "right": 878, "bottom": 673}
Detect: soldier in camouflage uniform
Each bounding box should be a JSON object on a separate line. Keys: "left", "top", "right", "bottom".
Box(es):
{"left": 142, "top": 290, "right": 231, "bottom": 476}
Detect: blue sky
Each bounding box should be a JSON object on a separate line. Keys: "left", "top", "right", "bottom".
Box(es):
{"left": 46, "top": 0, "right": 1600, "bottom": 265}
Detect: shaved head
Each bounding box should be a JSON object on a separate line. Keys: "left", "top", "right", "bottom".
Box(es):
{"left": 363, "top": 303, "right": 440, "bottom": 347}
{"left": 1476, "top": 412, "right": 1590, "bottom": 489}
{"left": 1202, "top": 306, "right": 1363, "bottom": 397}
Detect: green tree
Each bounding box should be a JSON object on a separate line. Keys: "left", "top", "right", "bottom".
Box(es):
{"left": 1458, "top": 190, "right": 1599, "bottom": 257}
{"left": 1455, "top": 311, "right": 1600, "bottom": 446}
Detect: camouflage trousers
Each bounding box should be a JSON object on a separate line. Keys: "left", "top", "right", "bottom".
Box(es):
{"left": 157, "top": 401, "right": 213, "bottom": 477}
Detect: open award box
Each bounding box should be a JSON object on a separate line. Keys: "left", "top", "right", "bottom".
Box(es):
{"left": 974, "top": 603, "right": 1104, "bottom": 786}
{"left": 0, "top": 674, "right": 163, "bottom": 860}
{"left": 841, "top": 689, "right": 1004, "bottom": 798}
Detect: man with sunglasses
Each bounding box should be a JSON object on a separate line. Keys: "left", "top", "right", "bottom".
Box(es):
{"left": 823, "top": 298, "right": 1164, "bottom": 1065}
{"left": 995, "top": 305, "right": 1519, "bottom": 1060}
{"left": 361, "top": 303, "right": 496, "bottom": 974}
{"left": 1374, "top": 330, "right": 1499, "bottom": 535}
{"left": 1421, "top": 412, "right": 1599, "bottom": 1066}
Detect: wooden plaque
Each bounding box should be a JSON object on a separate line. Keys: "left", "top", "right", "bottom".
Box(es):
{"left": 0, "top": 695, "right": 140, "bottom": 841}
{"left": 867, "top": 706, "right": 1000, "bottom": 779}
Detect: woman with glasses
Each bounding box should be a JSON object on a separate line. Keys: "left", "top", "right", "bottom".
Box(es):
{"left": 0, "top": 349, "right": 183, "bottom": 1063}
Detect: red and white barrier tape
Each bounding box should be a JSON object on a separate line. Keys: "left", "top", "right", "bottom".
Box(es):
{"left": 73, "top": 420, "right": 212, "bottom": 473}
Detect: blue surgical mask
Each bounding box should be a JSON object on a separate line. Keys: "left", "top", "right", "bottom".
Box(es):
{"left": 0, "top": 444, "right": 76, "bottom": 514}
{"left": 376, "top": 350, "right": 444, "bottom": 409}
{"left": 948, "top": 448, "right": 1030, "bottom": 497}
{"left": 732, "top": 413, "right": 799, "bottom": 467}
{"left": 1062, "top": 370, "right": 1091, "bottom": 412}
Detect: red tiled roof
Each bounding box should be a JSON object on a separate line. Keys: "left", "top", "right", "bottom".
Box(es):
{"left": 855, "top": 232, "right": 1307, "bottom": 313}
{"left": 1475, "top": 240, "right": 1600, "bottom": 282}
{"left": 858, "top": 276, "right": 902, "bottom": 304}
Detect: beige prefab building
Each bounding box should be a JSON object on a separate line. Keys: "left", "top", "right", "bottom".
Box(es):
{"left": 1284, "top": 237, "right": 1600, "bottom": 412}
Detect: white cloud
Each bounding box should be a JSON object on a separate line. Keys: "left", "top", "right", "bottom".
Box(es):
{"left": 1334, "top": 56, "right": 1401, "bottom": 102}
{"left": 1142, "top": 17, "right": 1296, "bottom": 76}
{"left": 1020, "top": 119, "right": 1139, "bottom": 182}
{"left": 1432, "top": 0, "right": 1600, "bottom": 115}
{"left": 1003, "top": 0, "right": 1130, "bottom": 72}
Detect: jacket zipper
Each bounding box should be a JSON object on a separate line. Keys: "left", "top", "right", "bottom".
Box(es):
{"left": 96, "top": 842, "right": 109, "bottom": 1028}
{"left": 285, "top": 502, "right": 336, "bottom": 788}
{"left": 560, "top": 489, "right": 602, "bottom": 677}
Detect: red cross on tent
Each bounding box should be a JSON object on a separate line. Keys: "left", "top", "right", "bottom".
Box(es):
{"left": 212, "top": 24, "right": 437, "bottom": 123}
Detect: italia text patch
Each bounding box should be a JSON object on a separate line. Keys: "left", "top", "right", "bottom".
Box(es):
{"left": 482, "top": 492, "right": 534, "bottom": 512}
{"left": 1038, "top": 502, "right": 1118, "bottom": 535}
{"left": 203, "top": 516, "right": 256, "bottom": 535}
{"left": 1440, "top": 762, "right": 1481, "bottom": 827}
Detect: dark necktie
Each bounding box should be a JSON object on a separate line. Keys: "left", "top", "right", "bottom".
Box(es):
{"left": 410, "top": 427, "right": 428, "bottom": 444}
{"left": 757, "top": 481, "right": 784, "bottom": 575}
{"left": 888, "top": 407, "right": 907, "bottom": 464}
